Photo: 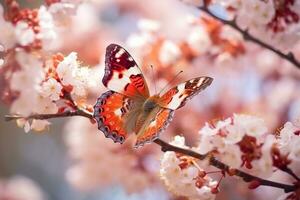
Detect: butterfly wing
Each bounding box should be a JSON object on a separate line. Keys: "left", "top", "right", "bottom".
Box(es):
{"left": 134, "top": 107, "right": 174, "bottom": 148}
{"left": 94, "top": 90, "right": 141, "bottom": 143}
{"left": 159, "top": 77, "right": 213, "bottom": 110}
{"left": 103, "top": 44, "right": 150, "bottom": 98}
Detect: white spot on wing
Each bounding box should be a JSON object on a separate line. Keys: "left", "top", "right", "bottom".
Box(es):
{"left": 107, "top": 72, "right": 130, "bottom": 92}
{"left": 105, "top": 64, "right": 141, "bottom": 93}
{"left": 197, "top": 78, "right": 205, "bottom": 87}
{"left": 114, "top": 109, "right": 122, "bottom": 116}
{"left": 149, "top": 120, "right": 157, "bottom": 127}
{"left": 167, "top": 84, "right": 187, "bottom": 109}
{"left": 115, "top": 49, "right": 125, "bottom": 58}
{"left": 123, "top": 65, "right": 140, "bottom": 76}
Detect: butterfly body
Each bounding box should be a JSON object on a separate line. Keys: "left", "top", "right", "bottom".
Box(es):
{"left": 94, "top": 44, "right": 213, "bottom": 147}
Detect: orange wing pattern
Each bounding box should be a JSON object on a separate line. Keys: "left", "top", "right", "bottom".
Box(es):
{"left": 135, "top": 108, "right": 174, "bottom": 148}
{"left": 93, "top": 91, "right": 133, "bottom": 143}
{"left": 159, "top": 77, "right": 213, "bottom": 110}
{"left": 103, "top": 44, "right": 149, "bottom": 98}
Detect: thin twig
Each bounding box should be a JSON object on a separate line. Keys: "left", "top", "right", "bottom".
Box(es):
{"left": 196, "top": 4, "right": 300, "bottom": 69}
{"left": 4, "top": 110, "right": 298, "bottom": 193}
{"left": 281, "top": 167, "right": 300, "bottom": 182}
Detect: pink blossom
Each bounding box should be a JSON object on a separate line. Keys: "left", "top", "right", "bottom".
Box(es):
{"left": 40, "top": 78, "right": 63, "bottom": 101}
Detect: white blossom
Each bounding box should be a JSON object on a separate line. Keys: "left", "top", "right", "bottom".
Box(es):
{"left": 31, "top": 119, "right": 51, "bottom": 132}
{"left": 15, "top": 21, "right": 35, "bottom": 46}
{"left": 251, "top": 135, "right": 275, "bottom": 178}
{"left": 289, "top": 139, "right": 300, "bottom": 161}
{"left": 48, "top": 1, "right": 82, "bottom": 24}
{"left": 278, "top": 122, "right": 300, "bottom": 161}
{"left": 233, "top": 114, "right": 267, "bottom": 139}
{"left": 71, "top": 67, "right": 91, "bottom": 97}
{"left": 160, "top": 136, "right": 217, "bottom": 200}
{"left": 236, "top": 0, "right": 275, "bottom": 28}
{"left": 34, "top": 95, "right": 58, "bottom": 114}
{"left": 159, "top": 40, "right": 182, "bottom": 66}
{"left": 37, "top": 6, "right": 57, "bottom": 49}
{"left": 11, "top": 93, "right": 38, "bottom": 116}
{"left": 56, "top": 52, "right": 78, "bottom": 85}
{"left": 0, "top": 7, "right": 16, "bottom": 49}
{"left": 278, "top": 122, "right": 297, "bottom": 148}
{"left": 225, "top": 124, "right": 245, "bottom": 144}
{"left": 138, "top": 18, "right": 161, "bottom": 33}
{"left": 220, "top": 144, "right": 242, "bottom": 168}
{"left": 40, "top": 78, "right": 63, "bottom": 101}
{"left": 187, "top": 26, "right": 212, "bottom": 54}
{"left": 24, "top": 120, "right": 31, "bottom": 133}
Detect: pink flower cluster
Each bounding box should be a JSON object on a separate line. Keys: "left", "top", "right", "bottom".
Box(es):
{"left": 214, "top": 0, "right": 300, "bottom": 48}
{"left": 160, "top": 136, "right": 217, "bottom": 200}
{"left": 10, "top": 51, "right": 94, "bottom": 132}
{"left": 160, "top": 114, "right": 300, "bottom": 199}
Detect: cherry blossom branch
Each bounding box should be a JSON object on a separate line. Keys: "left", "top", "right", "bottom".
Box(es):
{"left": 153, "top": 139, "right": 298, "bottom": 193}
{"left": 4, "top": 109, "right": 298, "bottom": 193}
{"left": 195, "top": 3, "right": 300, "bottom": 70}
{"left": 4, "top": 109, "right": 93, "bottom": 121}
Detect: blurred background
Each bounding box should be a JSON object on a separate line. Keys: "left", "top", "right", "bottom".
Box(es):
{"left": 1, "top": 0, "right": 300, "bottom": 199}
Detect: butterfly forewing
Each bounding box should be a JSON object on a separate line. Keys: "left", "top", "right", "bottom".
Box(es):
{"left": 159, "top": 77, "right": 213, "bottom": 110}
{"left": 103, "top": 44, "right": 150, "bottom": 98}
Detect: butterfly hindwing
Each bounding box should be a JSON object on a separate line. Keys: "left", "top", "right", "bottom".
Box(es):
{"left": 103, "top": 44, "right": 150, "bottom": 98}
{"left": 93, "top": 90, "right": 134, "bottom": 143}
{"left": 159, "top": 77, "right": 213, "bottom": 110}
{"left": 135, "top": 108, "right": 174, "bottom": 148}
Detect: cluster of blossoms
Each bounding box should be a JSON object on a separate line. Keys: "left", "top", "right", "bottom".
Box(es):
{"left": 0, "top": 2, "right": 54, "bottom": 50}
{"left": 10, "top": 51, "right": 94, "bottom": 133}
{"left": 185, "top": 0, "right": 300, "bottom": 49}
{"left": 213, "top": 0, "right": 300, "bottom": 48}
{"left": 197, "top": 114, "right": 300, "bottom": 177}
{"left": 160, "top": 114, "right": 300, "bottom": 199}
{"left": 277, "top": 121, "right": 300, "bottom": 163}
{"left": 0, "top": 0, "right": 83, "bottom": 51}
{"left": 160, "top": 136, "right": 218, "bottom": 200}
{"left": 126, "top": 15, "right": 245, "bottom": 83}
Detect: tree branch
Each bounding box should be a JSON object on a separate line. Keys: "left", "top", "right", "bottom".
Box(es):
{"left": 281, "top": 167, "right": 300, "bottom": 182}
{"left": 153, "top": 138, "right": 297, "bottom": 193}
{"left": 196, "top": 4, "right": 300, "bottom": 69}
{"left": 4, "top": 109, "right": 93, "bottom": 121}
{"left": 4, "top": 109, "right": 298, "bottom": 193}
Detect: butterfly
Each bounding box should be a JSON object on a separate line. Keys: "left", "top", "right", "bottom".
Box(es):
{"left": 93, "top": 44, "right": 213, "bottom": 148}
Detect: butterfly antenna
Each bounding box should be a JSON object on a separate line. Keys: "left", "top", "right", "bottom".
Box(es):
{"left": 158, "top": 70, "right": 183, "bottom": 95}
{"left": 150, "top": 65, "right": 157, "bottom": 94}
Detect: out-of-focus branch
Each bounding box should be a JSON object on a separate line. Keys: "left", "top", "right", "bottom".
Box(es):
{"left": 195, "top": 3, "right": 300, "bottom": 70}
{"left": 4, "top": 109, "right": 298, "bottom": 193}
